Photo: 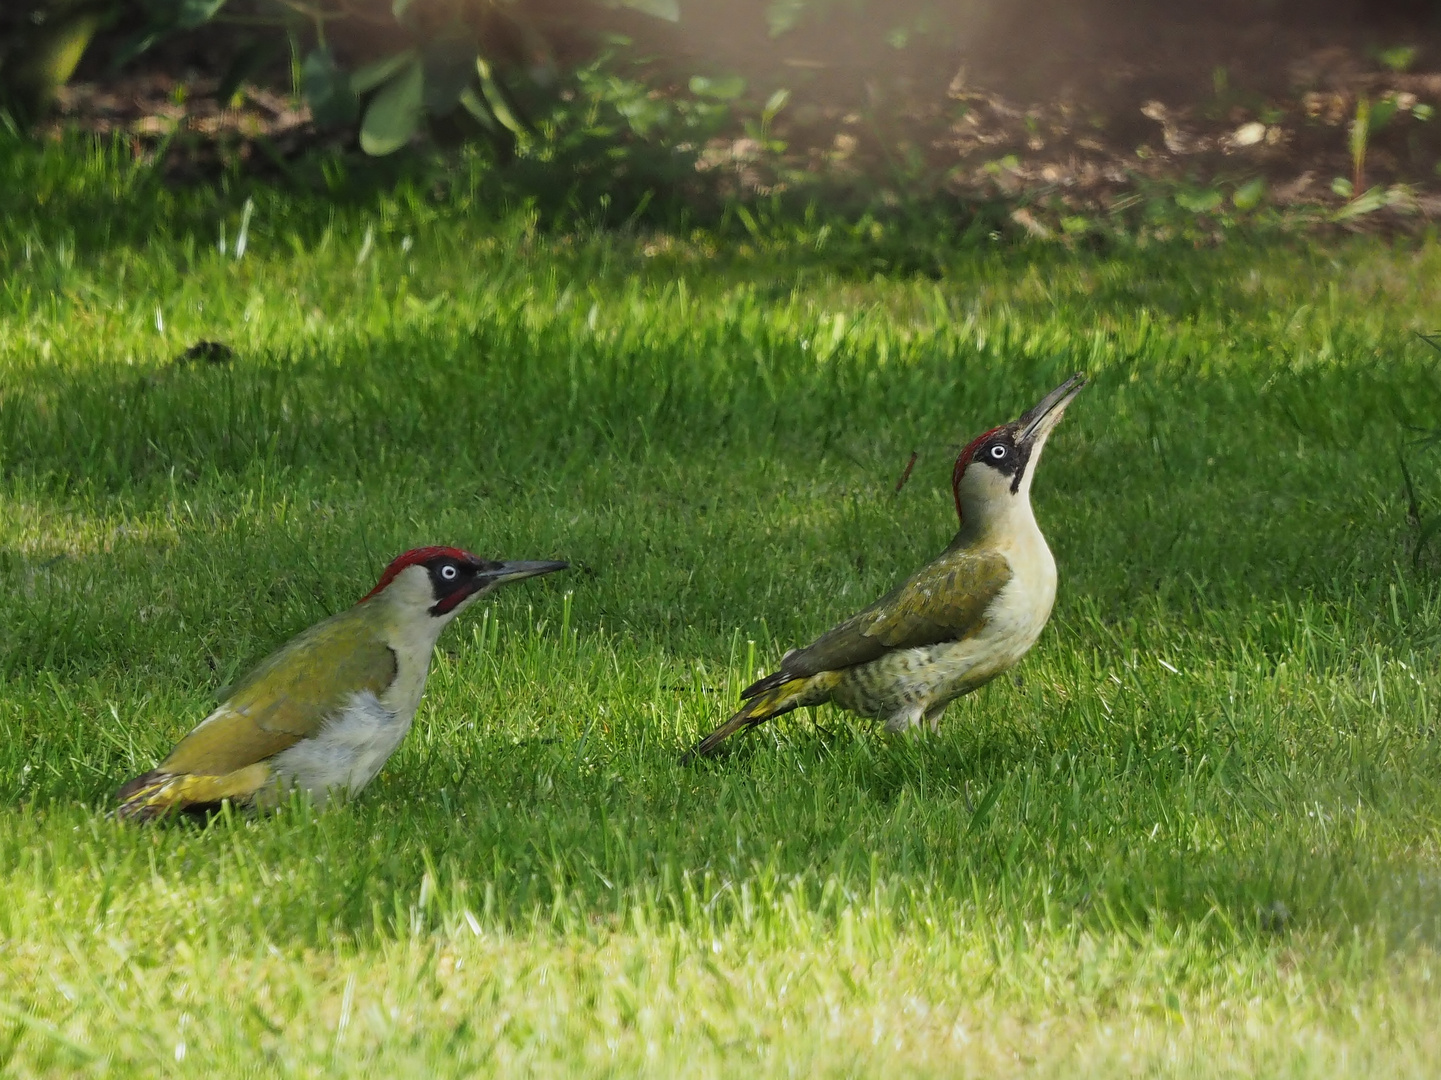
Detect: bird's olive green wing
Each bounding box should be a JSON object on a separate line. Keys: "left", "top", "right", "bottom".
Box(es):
{"left": 159, "top": 607, "right": 397, "bottom": 777}
{"left": 759, "top": 548, "right": 1012, "bottom": 687}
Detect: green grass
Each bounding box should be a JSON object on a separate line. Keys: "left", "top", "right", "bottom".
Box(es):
{"left": 2, "top": 134, "right": 1441, "bottom": 1076}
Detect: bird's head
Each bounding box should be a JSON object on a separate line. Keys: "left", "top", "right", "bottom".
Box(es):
{"left": 360, "top": 546, "right": 568, "bottom": 622}
{"left": 951, "top": 374, "right": 1086, "bottom": 533}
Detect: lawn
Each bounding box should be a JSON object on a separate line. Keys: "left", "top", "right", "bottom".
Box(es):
{"left": 2, "top": 138, "right": 1441, "bottom": 1076}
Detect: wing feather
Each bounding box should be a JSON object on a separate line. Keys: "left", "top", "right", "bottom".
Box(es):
{"left": 745, "top": 547, "right": 1011, "bottom": 692}
{"left": 159, "top": 607, "right": 397, "bottom": 777}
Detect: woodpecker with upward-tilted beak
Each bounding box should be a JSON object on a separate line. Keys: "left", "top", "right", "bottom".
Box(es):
{"left": 117, "top": 547, "right": 567, "bottom": 819}
{"left": 688, "top": 374, "right": 1086, "bottom": 758}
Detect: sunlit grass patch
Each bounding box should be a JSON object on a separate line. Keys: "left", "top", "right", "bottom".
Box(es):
{"left": 2, "top": 135, "right": 1441, "bottom": 1075}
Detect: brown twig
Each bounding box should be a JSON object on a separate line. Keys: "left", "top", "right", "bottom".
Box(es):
{"left": 894, "top": 450, "right": 918, "bottom": 492}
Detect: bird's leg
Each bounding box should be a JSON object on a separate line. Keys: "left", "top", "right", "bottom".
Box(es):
{"left": 883, "top": 704, "right": 926, "bottom": 734}
{"left": 924, "top": 701, "right": 949, "bottom": 733}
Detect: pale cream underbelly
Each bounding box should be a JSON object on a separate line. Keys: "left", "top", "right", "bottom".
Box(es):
{"left": 268, "top": 690, "right": 412, "bottom": 806}
{"left": 830, "top": 635, "right": 1025, "bottom": 729}
{"left": 829, "top": 594, "right": 1052, "bottom": 730}
{"left": 819, "top": 532, "right": 1056, "bottom": 732}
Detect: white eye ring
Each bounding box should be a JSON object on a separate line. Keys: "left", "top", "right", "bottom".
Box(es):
{"left": 989, "top": 445, "right": 1007, "bottom": 460}
{"left": 440, "top": 564, "right": 459, "bottom": 581}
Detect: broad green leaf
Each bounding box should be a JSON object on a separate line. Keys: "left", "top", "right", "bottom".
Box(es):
{"left": 351, "top": 50, "right": 417, "bottom": 97}
{"left": 422, "top": 34, "right": 476, "bottom": 116}
{"left": 360, "top": 60, "right": 424, "bottom": 156}
{"left": 20, "top": 12, "right": 100, "bottom": 100}
{"left": 301, "top": 47, "right": 356, "bottom": 129}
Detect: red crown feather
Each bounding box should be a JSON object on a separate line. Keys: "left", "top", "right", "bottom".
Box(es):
{"left": 361, "top": 546, "right": 475, "bottom": 602}
{"left": 951, "top": 426, "right": 1004, "bottom": 521}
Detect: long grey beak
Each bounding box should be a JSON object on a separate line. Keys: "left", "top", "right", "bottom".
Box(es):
{"left": 1017, "top": 373, "right": 1087, "bottom": 442}
{"left": 479, "top": 560, "right": 569, "bottom": 586}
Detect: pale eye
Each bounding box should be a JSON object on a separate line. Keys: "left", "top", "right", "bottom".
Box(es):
{"left": 440, "top": 564, "right": 459, "bottom": 581}
{"left": 989, "top": 445, "right": 1007, "bottom": 460}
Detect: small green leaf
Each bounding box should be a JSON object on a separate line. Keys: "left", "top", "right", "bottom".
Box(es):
{"left": 1331, "top": 176, "right": 1354, "bottom": 199}
{"left": 1350, "top": 97, "right": 1370, "bottom": 171}
{"left": 360, "top": 60, "right": 424, "bottom": 156}
{"left": 477, "top": 62, "right": 530, "bottom": 136}
{"left": 689, "top": 75, "right": 746, "bottom": 101}
{"left": 1371, "top": 95, "right": 1399, "bottom": 132}
{"left": 1175, "top": 189, "right": 1223, "bottom": 213}
{"left": 351, "top": 51, "right": 417, "bottom": 97}
{"left": 763, "top": 88, "right": 790, "bottom": 123}
{"left": 1378, "top": 45, "right": 1417, "bottom": 73}
{"left": 458, "top": 87, "right": 499, "bottom": 131}
{"left": 1386, "top": 183, "right": 1417, "bottom": 208}
{"left": 1333, "top": 186, "right": 1386, "bottom": 221}
{"left": 1233, "top": 177, "right": 1266, "bottom": 210}
{"left": 735, "top": 205, "right": 761, "bottom": 240}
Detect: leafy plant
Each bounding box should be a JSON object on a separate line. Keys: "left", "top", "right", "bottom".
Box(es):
{"left": 1351, "top": 94, "right": 1370, "bottom": 193}
{"left": 0, "top": 2, "right": 111, "bottom": 121}
{"left": 1, "top": 0, "right": 693, "bottom": 159}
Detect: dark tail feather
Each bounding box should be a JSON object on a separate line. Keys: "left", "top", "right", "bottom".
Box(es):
{"left": 740, "top": 668, "right": 789, "bottom": 700}
{"left": 115, "top": 769, "right": 176, "bottom": 822}
{"left": 684, "top": 677, "right": 811, "bottom": 761}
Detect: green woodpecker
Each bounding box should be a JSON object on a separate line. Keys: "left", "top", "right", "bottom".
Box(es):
{"left": 688, "top": 374, "right": 1086, "bottom": 758}
{"left": 117, "top": 546, "right": 567, "bottom": 819}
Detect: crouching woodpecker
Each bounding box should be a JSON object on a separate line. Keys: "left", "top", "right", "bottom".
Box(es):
{"left": 117, "top": 546, "right": 567, "bottom": 819}
{"left": 688, "top": 373, "right": 1086, "bottom": 758}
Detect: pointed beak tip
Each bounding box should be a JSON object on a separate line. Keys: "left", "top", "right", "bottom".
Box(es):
{"left": 487, "top": 559, "right": 570, "bottom": 584}
{"left": 1018, "top": 373, "right": 1088, "bottom": 441}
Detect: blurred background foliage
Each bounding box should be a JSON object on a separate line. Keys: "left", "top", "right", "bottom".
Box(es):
{"left": 3, "top": 1, "right": 1441, "bottom": 232}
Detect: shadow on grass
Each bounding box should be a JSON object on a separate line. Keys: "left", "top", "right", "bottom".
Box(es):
{"left": 25, "top": 717, "right": 1438, "bottom": 956}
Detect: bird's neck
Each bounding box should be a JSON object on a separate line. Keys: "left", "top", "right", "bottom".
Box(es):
{"left": 380, "top": 596, "right": 455, "bottom": 657}
{"left": 368, "top": 590, "right": 459, "bottom": 719}
{"left": 952, "top": 491, "right": 1044, "bottom": 555}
